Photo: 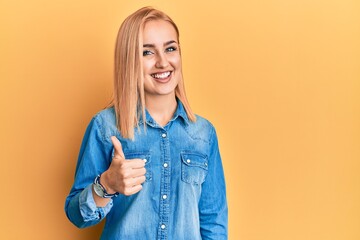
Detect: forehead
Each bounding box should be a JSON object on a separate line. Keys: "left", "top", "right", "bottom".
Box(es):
{"left": 142, "top": 20, "right": 178, "bottom": 44}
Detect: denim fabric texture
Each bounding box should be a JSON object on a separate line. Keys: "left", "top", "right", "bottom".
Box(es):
{"left": 65, "top": 100, "right": 228, "bottom": 239}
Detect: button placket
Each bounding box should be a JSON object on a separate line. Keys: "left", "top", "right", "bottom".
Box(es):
{"left": 158, "top": 130, "right": 170, "bottom": 239}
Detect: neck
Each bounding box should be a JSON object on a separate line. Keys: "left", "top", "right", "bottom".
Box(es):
{"left": 145, "top": 93, "right": 177, "bottom": 127}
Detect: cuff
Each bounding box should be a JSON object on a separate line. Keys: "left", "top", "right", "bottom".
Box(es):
{"left": 79, "top": 184, "right": 113, "bottom": 222}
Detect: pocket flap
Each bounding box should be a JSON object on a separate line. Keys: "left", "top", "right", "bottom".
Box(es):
{"left": 181, "top": 152, "right": 208, "bottom": 170}
{"left": 124, "top": 152, "right": 151, "bottom": 165}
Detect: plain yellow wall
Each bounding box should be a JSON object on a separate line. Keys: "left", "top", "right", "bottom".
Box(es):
{"left": 1, "top": 0, "right": 359, "bottom": 239}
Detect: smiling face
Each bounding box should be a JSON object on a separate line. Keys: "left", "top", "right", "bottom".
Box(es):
{"left": 142, "top": 20, "right": 182, "bottom": 98}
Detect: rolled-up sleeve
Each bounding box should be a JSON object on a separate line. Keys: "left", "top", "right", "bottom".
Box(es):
{"left": 65, "top": 115, "right": 113, "bottom": 228}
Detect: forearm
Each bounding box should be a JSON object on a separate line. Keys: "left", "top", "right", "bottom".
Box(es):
{"left": 92, "top": 188, "right": 111, "bottom": 207}
{"left": 200, "top": 127, "right": 228, "bottom": 239}
{"left": 65, "top": 184, "right": 113, "bottom": 228}
{"left": 200, "top": 204, "right": 228, "bottom": 239}
{"left": 92, "top": 171, "right": 114, "bottom": 207}
{"left": 199, "top": 181, "right": 228, "bottom": 239}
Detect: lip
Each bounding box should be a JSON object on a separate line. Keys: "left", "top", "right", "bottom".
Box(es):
{"left": 150, "top": 71, "right": 172, "bottom": 83}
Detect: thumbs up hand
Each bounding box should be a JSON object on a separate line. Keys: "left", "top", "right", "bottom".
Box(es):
{"left": 101, "top": 136, "right": 147, "bottom": 196}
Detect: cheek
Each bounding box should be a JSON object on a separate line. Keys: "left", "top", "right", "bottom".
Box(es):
{"left": 142, "top": 59, "right": 153, "bottom": 75}
{"left": 143, "top": 79, "right": 152, "bottom": 93}
{"left": 170, "top": 56, "right": 182, "bottom": 70}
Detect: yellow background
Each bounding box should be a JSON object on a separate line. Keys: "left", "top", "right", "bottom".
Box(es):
{"left": 1, "top": 0, "right": 359, "bottom": 239}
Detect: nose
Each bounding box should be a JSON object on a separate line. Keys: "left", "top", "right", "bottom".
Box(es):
{"left": 155, "top": 52, "right": 169, "bottom": 68}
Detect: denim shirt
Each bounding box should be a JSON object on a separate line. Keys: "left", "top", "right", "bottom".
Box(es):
{"left": 65, "top": 101, "right": 228, "bottom": 240}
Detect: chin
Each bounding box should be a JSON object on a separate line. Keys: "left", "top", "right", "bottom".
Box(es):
{"left": 145, "top": 80, "right": 178, "bottom": 96}
{"left": 154, "top": 89, "right": 176, "bottom": 96}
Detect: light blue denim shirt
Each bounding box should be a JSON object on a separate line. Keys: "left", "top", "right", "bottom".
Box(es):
{"left": 65, "top": 100, "right": 228, "bottom": 239}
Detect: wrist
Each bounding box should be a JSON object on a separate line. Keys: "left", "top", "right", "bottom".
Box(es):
{"left": 99, "top": 171, "right": 116, "bottom": 195}
{"left": 93, "top": 174, "right": 119, "bottom": 198}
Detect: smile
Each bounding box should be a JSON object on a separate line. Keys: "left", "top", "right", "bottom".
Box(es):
{"left": 151, "top": 71, "right": 171, "bottom": 79}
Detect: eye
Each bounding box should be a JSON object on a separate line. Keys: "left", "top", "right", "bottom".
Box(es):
{"left": 143, "top": 50, "right": 153, "bottom": 56}
{"left": 166, "top": 46, "right": 177, "bottom": 52}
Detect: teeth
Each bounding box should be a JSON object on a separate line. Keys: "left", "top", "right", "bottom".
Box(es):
{"left": 152, "top": 71, "right": 171, "bottom": 79}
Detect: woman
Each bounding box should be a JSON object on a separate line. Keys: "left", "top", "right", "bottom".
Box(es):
{"left": 65, "top": 6, "right": 228, "bottom": 239}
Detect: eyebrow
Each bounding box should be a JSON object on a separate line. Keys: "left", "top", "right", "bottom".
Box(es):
{"left": 143, "top": 40, "right": 177, "bottom": 48}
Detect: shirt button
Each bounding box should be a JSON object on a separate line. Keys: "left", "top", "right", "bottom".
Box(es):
{"left": 186, "top": 159, "right": 191, "bottom": 163}
{"left": 163, "top": 163, "right": 168, "bottom": 168}
{"left": 161, "top": 133, "right": 167, "bottom": 138}
{"left": 162, "top": 194, "right": 167, "bottom": 200}
{"left": 161, "top": 224, "right": 166, "bottom": 229}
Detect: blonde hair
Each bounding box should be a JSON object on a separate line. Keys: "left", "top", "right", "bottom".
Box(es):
{"left": 111, "top": 6, "right": 196, "bottom": 139}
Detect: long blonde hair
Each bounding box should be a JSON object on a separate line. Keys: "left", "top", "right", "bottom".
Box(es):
{"left": 112, "top": 6, "right": 196, "bottom": 139}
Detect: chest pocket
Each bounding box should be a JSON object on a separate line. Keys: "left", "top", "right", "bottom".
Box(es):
{"left": 124, "top": 152, "right": 152, "bottom": 182}
{"left": 181, "top": 152, "right": 208, "bottom": 185}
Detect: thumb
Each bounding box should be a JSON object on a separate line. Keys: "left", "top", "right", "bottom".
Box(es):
{"left": 111, "top": 136, "right": 125, "bottom": 159}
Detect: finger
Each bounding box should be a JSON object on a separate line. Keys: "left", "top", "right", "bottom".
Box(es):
{"left": 124, "top": 184, "right": 143, "bottom": 196}
{"left": 111, "top": 136, "right": 125, "bottom": 159}
{"left": 123, "top": 175, "right": 146, "bottom": 187}
{"left": 124, "top": 159, "right": 146, "bottom": 169}
{"left": 133, "top": 175, "right": 146, "bottom": 185}
{"left": 131, "top": 168, "right": 147, "bottom": 178}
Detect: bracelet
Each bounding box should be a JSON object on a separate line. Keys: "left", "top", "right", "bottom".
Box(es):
{"left": 93, "top": 175, "right": 119, "bottom": 198}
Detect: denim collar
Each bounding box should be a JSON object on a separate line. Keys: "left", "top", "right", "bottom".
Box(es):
{"left": 138, "top": 99, "right": 189, "bottom": 128}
